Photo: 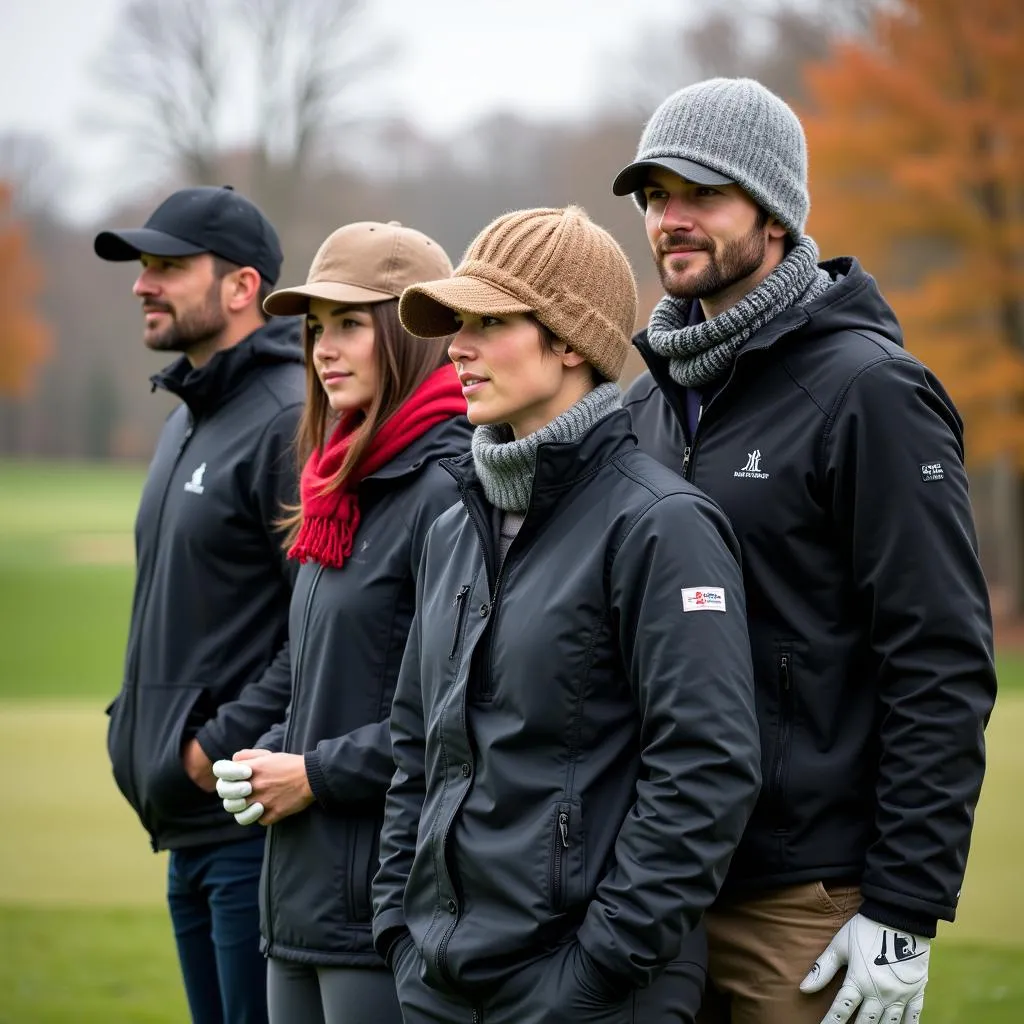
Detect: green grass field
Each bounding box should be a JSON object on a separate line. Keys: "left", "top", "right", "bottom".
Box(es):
{"left": 0, "top": 459, "right": 1022, "bottom": 1022}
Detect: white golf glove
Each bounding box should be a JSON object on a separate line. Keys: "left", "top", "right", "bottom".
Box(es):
{"left": 212, "top": 759, "right": 264, "bottom": 827}
{"left": 801, "top": 913, "right": 929, "bottom": 1024}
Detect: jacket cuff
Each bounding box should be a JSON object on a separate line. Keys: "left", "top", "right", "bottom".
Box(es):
{"left": 193, "top": 724, "right": 230, "bottom": 764}
{"left": 859, "top": 898, "right": 938, "bottom": 939}
{"left": 577, "top": 941, "right": 633, "bottom": 1002}
{"left": 304, "top": 750, "right": 334, "bottom": 808}
{"left": 384, "top": 931, "right": 413, "bottom": 970}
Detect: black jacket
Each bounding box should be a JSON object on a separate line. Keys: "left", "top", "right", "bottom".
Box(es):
{"left": 106, "top": 320, "right": 304, "bottom": 851}
{"left": 623, "top": 258, "right": 996, "bottom": 936}
{"left": 256, "top": 417, "right": 471, "bottom": 967}
{"left": 372, "top": 411, "right": 761, "bottom": 1009}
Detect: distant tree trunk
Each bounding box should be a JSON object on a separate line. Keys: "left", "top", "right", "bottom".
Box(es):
{"left": 83, "top": 363, "right": 122, "bottom": 459}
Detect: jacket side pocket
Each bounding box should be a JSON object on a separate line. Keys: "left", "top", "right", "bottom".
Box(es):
{"left": 346, "top": 814, "right": 381, "bottom": 923}
{"left": 768, "top": 650, "right": 795, "bottom": 832}
{"left": 549, "top": 801, "right": 586, "bottom": 913}
{"left": 142, "top": 685, "right": 208, "bottom": 819}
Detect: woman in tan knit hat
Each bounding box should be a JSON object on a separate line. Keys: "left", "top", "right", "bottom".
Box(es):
{"left": 208, "top": 220, "right": 471, "bottom": 1024}
{"left": 371, "top": 206, "right": 762, "bottom": 1023}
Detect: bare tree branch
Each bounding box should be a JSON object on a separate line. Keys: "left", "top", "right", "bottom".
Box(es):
{"left": 92, "top": 0, "right": 223, "bottom": 184}
{"left": 88, "top": 0, "right": 393, "bottom": 227}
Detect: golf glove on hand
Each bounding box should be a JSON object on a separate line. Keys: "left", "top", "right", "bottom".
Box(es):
{"left": 212, "top": 759, "right": 264, "bottom": 827}
{"left": 801, "top": 913, "right": 929, "bottom": 1024}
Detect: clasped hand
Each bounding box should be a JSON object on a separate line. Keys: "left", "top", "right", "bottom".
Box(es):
{"left": 212, "top": 750, "right": 314, "bottom": 827}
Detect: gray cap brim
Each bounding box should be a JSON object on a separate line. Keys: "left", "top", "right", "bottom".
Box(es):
{"left": 94, "top": 228, "right": 208, "bottom": 262}
{"left": 612, "top": 156, "right": 734, "bottom": 196}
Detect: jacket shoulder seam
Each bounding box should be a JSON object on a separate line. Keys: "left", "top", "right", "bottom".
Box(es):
{"left": 254, "top": 369, "right": 304, "bottom": 414}
{"left": 608, "top": 461, "right": 715, "bottom": 562}
{"left": 818, "top": 350, "right": 901, "bottom": 476}
{"left": 621, "top": 373, "right": 660, "bottom": 410}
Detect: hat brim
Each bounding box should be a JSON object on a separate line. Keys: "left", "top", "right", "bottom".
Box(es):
{"left": 611, "top": 157, "right": 734, "bottom": 196}
{"left": 399, "top": 276, "right": 533, "bottom": 338}
{"left": 263, "top": 280, "right": 399, "bottom": 317}
{"left": 93, "top": 228, "right": 208, "bottom": 262}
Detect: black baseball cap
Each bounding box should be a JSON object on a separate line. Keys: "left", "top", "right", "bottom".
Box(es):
{"left": 94, "top": 185, "right": 283, "bottom": 285}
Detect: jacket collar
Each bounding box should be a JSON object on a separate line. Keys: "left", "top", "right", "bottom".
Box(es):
{"left": 633, "top": 256, "right": 896, "bottom": 398}
{"left": 150, "top": 318, "right": 302, "bottom": 417}
{"left": 363, "top": 416, "right": 473, "bottom": 485}
{"left": 443, "top": 408, "right": 637, "bottom": 522}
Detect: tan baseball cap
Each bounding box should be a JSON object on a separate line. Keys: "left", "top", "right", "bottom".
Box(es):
{"left": 263, "top": 220, "right": 453, "bottom": 316}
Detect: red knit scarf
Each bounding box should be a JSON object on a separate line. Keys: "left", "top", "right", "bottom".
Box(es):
{"left": 289, "top": 364, "right": 465, "bottom": 568}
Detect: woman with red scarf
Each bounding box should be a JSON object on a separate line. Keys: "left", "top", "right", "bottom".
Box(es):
{"left": 210, "top": 220, "right": 470, "bottom": 1024}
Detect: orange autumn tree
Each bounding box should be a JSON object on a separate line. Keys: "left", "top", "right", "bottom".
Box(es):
{"left": 801, "top": 0, "right": 1024, "bottom": 465}
{"left": 0, "top": 181, "right": 51, "bottom": 397}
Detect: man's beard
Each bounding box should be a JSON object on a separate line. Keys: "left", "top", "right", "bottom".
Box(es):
{"left": 656, "top": 222, "right": 767, "bottom": 302}
{"left": 143, "top": 282, "right": 227, "bottom": 353}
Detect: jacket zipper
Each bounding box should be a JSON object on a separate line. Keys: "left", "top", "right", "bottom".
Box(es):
{"left": 128, "top": 422, "right": 194, "bottom": 846}
{"left": 449, "top": 586, "right": 471, "bottom": 660}
{"left": 550, "top": 805, "right": 571, "bottom": 911}
{"left": 433, "top": 490, "right": 494, "bottom": 983}
{"left": 771, "top": 652, "right": 794, "bottom": 829}
{"left": 460, "top": 491, "right": 505, "bottom": 702}
{"left": 436, "top": 484, "right": 528, "bottom": 977}
{"left": 263, "top": 562, "right": 324, "bottom": 954}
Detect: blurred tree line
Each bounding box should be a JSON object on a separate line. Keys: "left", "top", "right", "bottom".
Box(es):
{"left": 0, "top": 0, "right": 1021, "bottom": 607}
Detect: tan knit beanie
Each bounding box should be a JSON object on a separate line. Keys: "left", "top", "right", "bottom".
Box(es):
{"left": 399, "top": 206, "right": 638, "bottom": 382}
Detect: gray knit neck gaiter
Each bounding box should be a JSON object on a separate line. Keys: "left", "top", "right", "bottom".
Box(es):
{"left": 646, "top": 235, "right": 833, "bottom": 388}
{"left": 471, "top": 382, "right": 621, "bottom": 513}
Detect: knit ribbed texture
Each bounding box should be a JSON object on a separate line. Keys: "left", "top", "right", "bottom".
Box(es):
{"left": 632, "top": 78, "right": 809, "bottom": 238}
{"left": 498, "top": 512, "right": 525, "bottom": 563}
{"left": 471, "top": 383, "right": 621, "bottom": 513}
{"left": 400, "top": 207, "right": 638, "bottom": 382}
{"left": 646, "top": 236, "right": 833, "bottom": 388}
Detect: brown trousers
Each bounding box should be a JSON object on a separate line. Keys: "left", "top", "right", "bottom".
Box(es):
{"left": 696, "top": 882, "right": 862, "bottom": 1024}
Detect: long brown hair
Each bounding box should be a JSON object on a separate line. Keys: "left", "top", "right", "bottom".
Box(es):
{"left": 279, "top": 299, "right": 451, "bottom": 548}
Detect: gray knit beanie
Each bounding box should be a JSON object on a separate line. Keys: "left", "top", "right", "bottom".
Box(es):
{"left": 612, "top": 77, "right": 809, "bottom": 239}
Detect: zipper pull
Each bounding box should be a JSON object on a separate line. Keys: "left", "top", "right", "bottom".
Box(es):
{"left": 558, "top": 812, "right": 570, "bottom": 848}
{"left": 779, "top": 653, "right": 790, "bottom": 690}
{"left": 682, "top": 446, "right": 691, "bottom": 477}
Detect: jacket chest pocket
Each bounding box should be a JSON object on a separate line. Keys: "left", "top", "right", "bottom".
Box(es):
{"left": 449, "top": 585, "right": 471, "bottom": 660}
{"left": 549, "top": 801, "right": 586, "bottom": 913}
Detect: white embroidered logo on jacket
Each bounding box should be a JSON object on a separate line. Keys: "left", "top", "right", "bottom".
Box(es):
{"left": 733, "top": 449, "right": 770, "bottom": 480}
{"left": 184, "top": 463, "right": 207, "bottom": 495}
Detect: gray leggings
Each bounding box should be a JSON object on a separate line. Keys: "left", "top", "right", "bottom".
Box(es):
{"left": 266, "top": 957, "right": 402, "bottom": 1024}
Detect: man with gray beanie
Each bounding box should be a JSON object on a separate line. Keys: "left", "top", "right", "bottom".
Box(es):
{"left": 614, "top": 77, "right": 996, "bottom": 1024}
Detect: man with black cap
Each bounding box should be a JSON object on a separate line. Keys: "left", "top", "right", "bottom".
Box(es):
{"left": 613, "top": 79, "right": 996, "bottom": 1024}
{"left": 96, "top": 185, "right": 304, "bottom": 1024}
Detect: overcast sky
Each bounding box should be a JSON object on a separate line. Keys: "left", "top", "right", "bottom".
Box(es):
{"left": 0, "top": 0, "right": 696, "bottom": 222}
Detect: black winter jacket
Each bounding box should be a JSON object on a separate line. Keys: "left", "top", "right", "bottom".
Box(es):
{"left": 256, "top": 417, "right": 471, "bottom": 967}
{"left": 623, "top": 258, "right": 996, "bottom": 936}
{"left": 372, "top": 411, "right": 761, "bottom": 1010}
{"left": 107, "top": 320, "right": 304, "bottom": 851}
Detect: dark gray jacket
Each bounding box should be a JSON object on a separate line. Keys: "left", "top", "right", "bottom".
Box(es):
{"left": 106, "top": 320, "right": 304, "bottom": 851}
{"left": 372, "top": 411, "right": 761, "bottom": 1014}
{"left": 256, "top": 417, "right": 471, "bottom": 967}
{"left": 623, "top": 258, "right": 996, "bottom": 937}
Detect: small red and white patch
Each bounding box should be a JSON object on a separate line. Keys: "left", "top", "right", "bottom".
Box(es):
{"left": 681, "top": 587, "right": 727, "bottom": 613}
